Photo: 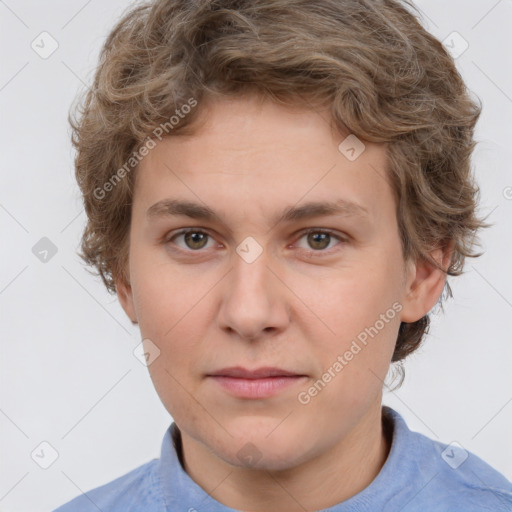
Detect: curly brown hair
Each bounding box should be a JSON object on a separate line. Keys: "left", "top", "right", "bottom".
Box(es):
{"left": 70, "top": 0, "right": 487, "bottom": 365}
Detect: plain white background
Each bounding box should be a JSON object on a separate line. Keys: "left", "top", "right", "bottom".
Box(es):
{"left": 1, "top": 0, "right": 511, "bottom": 510}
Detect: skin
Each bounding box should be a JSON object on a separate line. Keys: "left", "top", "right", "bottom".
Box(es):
{"left": 116, "top": 94, "right": 450, "bottom": 511}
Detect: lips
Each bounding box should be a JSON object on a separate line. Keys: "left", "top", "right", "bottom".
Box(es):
{"left": 207, "top": 366, "right": 307, "bottom": 399}
{"left": 208, "top": 366, "right": 303, "bottom": 379}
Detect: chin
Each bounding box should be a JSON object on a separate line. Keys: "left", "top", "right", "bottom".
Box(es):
{"left": 221, "top": 443, "right": 310, "bottom": 472}
{"left": 210, "top": 423, "right": 317, "bottom": 472}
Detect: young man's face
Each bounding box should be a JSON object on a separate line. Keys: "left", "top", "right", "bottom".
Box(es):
{"left": 118, "top": 95, "right": 440, "bottom": 472}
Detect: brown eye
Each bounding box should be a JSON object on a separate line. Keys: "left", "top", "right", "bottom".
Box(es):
{"left": 306, "top": 232, "right": 331, "bottom": 250}
{"left": 168, "top": 229, "right": 214, "bottom": 251}
{"left": 295, "top": 229, "right": 346, "bottom": 255}
{"left": 183, "top": 231, "right": 209, "bottom": 250}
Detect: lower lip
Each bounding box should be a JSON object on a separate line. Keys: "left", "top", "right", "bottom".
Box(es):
{"left": 209, "top": 375, "right": 306, "bottom": 399}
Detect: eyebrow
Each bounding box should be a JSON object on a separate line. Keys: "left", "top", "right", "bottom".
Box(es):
{"left": 146, "top": 198, "right": 370, "bottom": 227}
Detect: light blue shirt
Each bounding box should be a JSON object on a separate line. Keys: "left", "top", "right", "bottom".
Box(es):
{"left": 54, "top": 406, "right": 512, "bottom": 511}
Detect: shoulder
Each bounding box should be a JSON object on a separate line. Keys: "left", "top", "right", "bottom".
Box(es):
{"left": 423, "top": 435, "right": 512, "bottom": 511}
{"left": 385, "top": 407, "right": 512, "bottom": 512}
{"left": 53, "top": 459, "right": 162, "bottom": 512}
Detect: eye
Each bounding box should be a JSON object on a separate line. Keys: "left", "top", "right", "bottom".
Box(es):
{"left": 294, "top": 229, "right": 346, "bottom": 254}
{"left": 167, "top": 229, "right": 217, "bottom": 251}
{"left": 165, "top": 227, "right": 347, "bottom": 255}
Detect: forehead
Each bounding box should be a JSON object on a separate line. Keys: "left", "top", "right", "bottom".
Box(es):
{"left": 134, "top": 95, "right": 394, "bottom": 229}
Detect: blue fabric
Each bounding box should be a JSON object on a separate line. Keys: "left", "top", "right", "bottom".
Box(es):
{"left": 54, "top": 406, "right": 512, "bottom": 511}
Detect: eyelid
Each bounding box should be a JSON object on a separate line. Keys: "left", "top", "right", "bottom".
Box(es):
{"left": 295, "top": 227, "right": 346, "bottom": 240}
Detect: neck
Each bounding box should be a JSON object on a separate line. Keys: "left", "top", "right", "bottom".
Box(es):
{"left": 177, "top": 402, "right": 392, "bottom": 511}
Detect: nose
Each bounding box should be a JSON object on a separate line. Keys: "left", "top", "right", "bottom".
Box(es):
{"left": 217, "top": 247, "right": 290, "bottom": 342}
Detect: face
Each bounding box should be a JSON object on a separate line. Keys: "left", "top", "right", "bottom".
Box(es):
{"left": 118, "top": 94, "right": 442, "bottom": 471}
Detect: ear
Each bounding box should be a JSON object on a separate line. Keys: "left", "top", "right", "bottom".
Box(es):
{"left": 116, "top": 275, "right": 138, "bottom": 324}
{"left": 400, "top": 242, "right": 453, "bottom": 323}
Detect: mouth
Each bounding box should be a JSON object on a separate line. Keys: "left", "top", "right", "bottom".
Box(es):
{"left": 206, "top": 366, "right": 308, "bottom": 399}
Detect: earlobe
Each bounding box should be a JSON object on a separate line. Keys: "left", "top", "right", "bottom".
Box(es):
{"left": 116, "top": 277, "right": 138, "bottom": 324}
{"left": 400, "top": 244, "right": 452, "bottom": 323}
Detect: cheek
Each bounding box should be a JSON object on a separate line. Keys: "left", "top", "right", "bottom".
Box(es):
{"left": 298, "top": 264, "right": 401, "bottom": 342}
{"left": 129, "top": 255, "right": 209, "bottom": 387}
{"left": 130, "top": 247, "right": 204, "bottom": 337}
{"left": 295, "top": 262, "right": 402, "bottom": 397}
{"left": 136, "top": 290, "right": 208, "bottom": 423}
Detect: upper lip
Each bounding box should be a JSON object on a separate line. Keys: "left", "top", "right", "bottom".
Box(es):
{"left": 207, "top": 366, "right": 304, "bottom": 379}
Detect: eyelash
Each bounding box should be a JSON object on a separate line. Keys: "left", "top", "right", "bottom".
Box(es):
{"left": 165, "top": 227, "right": 347, "bottom": 257}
